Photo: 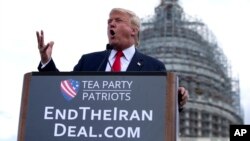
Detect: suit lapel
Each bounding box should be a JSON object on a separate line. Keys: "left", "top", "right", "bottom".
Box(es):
{"left": 98, "top": 51, "right": 111, "bottom": 71}
{"left": 99, "top": 59, "right": 108, "bottom": 71}
{"left": 127, "top": 51, "right": 144, "bottom": 71}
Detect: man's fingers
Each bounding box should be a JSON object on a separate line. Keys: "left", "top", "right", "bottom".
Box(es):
{"left": 39, "top": 41, "right": 53, "bottom": 53}
{"left": 178, "top": 87, "right": 185, "bottom": 94}
{"left": 36, "top": 29, "right": 54, "bottom": 53}
{"left": 36, "top": 30, "right": 45, "bottom": 48}
{"left": 40, "top": 43, "right": 49, "bottom": 53}
{"left": 36, "top": 31, "right": 40, "bottom": 45}
{"left": 41, "top": 30, "right": 44, "bottom": 47}
{"left": 181, "top": 90, "right": 189, "bottom": 106}
{"left": 50, "top": 41, "right": 54, "bottom": 47}
{"left": 178, "top": 87, "right": 189, "bottom": 107}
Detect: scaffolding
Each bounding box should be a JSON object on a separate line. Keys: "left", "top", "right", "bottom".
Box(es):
{"left": 139, "top": 0, "right": 243, "bottom": 137}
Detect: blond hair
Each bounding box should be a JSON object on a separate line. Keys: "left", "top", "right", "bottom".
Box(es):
{"left": 110, "top": 8, "right": 141, "bottom": 46}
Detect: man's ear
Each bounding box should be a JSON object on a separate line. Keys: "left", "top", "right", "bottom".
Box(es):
{"left": 131, "top": 27, "right": 137, "bottom": 37}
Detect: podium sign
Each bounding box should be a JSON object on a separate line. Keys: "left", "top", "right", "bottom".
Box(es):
{"left": 18, "top": 72, "right": 178, "bottom": 141}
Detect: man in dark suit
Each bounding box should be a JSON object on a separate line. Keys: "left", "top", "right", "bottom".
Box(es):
{"left": 38, "top": 44, "right": 166, "bottom": 72}
{"left": 36, "top": 8, "right": 188, "bottom": 109}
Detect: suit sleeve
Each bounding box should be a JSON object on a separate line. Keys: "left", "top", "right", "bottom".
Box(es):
{"left": 73, "top": 56, "right": 85, "bottom": 71}
{"left": 37, "top": 59, "right": 59, "bottom": 72}
{"left": 158, "top": 62, "right": 166, "bottom": 72}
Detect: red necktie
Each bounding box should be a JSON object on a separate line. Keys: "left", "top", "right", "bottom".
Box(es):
{"left": 112, "top": 51, "right": 123, "bottom": 72}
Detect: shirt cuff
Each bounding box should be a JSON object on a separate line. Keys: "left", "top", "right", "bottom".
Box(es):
{"left": 40, "top": 58, "right": 51, "bottom": 69}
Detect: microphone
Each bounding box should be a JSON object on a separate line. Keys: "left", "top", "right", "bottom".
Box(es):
{"left": 106, "top": 44, "right": 113, "bottom": 50}
{"left": 106, "top": 44, "right": 114, "bottom": 71}
{"left": 97, "top": 44, "right": 113, "bottom": 71}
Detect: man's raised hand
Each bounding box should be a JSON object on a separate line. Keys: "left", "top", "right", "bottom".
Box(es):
{"left": 36, "top": 30, "right": 54, "bottom": 64}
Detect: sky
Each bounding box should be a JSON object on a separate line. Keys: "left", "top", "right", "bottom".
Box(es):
{"left": 0, "top": 0, "right": 249, "bottom": 140}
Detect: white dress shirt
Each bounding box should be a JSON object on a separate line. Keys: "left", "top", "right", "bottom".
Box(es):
{"left": 105, "top": 45, "right": 136, "bottom": 72}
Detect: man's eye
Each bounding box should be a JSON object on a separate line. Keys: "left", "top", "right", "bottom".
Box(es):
{"left": 116, "top": 19, "right": 123, "bottom": 22}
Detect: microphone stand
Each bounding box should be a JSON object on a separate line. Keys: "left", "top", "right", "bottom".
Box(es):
{"left": 97, "top": 44, "right": 113, "bottom": 71}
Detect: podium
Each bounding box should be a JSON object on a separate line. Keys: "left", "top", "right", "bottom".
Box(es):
{"left": 18, "top": 72, "right": 179, "bottom": 141}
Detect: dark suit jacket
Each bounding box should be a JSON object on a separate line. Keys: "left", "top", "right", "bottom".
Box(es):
{"left": 38, "top": 50, "right": 166, "bottom": 72}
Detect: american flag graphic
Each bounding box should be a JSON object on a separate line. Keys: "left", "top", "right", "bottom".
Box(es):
{"left": 60, "top": 79, "right": 80, "bottom": 101}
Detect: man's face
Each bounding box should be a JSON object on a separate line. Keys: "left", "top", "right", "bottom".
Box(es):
{"left": 107, "top": 11, "right": 136, "bottom": 50}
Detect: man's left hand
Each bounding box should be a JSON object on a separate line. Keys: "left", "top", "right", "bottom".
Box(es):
{"left": 178, "top": 87, "right": 189, "bottom": 111}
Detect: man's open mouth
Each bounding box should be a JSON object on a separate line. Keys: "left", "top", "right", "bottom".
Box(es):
{"left": 110, "top": 30, "right": 115, "bottom": 36}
